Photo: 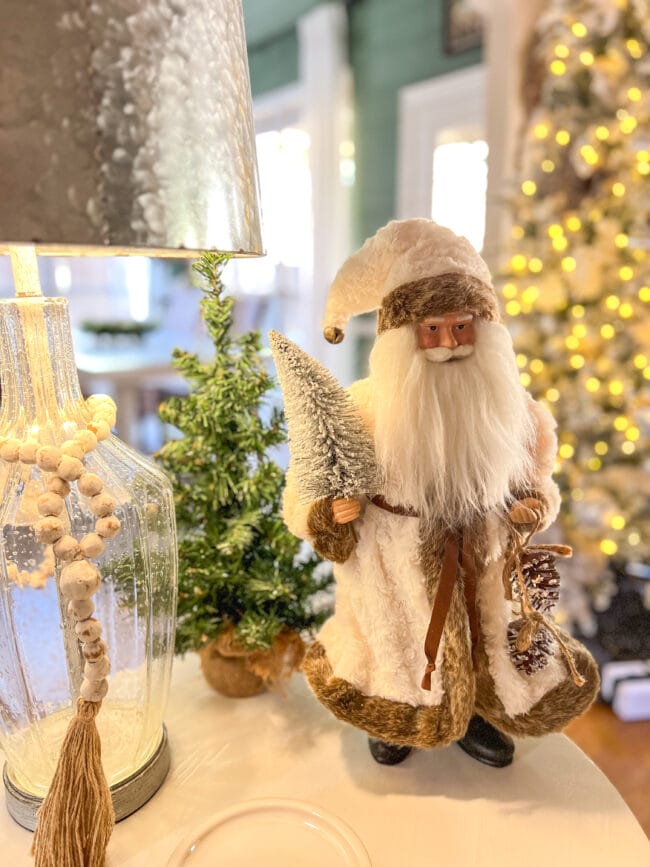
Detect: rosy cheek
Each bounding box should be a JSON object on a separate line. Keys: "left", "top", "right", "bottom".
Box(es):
{"left": 417, "top": 327, "right": 439, "bottom": 349}
{"left": 456, "top": 326, "right": 475, "bottom": 345}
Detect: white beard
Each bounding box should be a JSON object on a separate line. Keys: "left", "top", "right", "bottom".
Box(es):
{"left": 368, "top": 322, "right": 535, "bottom": 528}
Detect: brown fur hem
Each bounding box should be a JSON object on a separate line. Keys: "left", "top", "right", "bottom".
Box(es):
{"left": 473, "top": 637, "right": 600, "bottom": 737}
{"left": 377, "top": 273, "right": 499, "bottom": 334}
{"left": 307, "top": 498, "right": 357, "bottom": 563}
{"left": 302, "top": 637, "right": 473, "bottom": 749}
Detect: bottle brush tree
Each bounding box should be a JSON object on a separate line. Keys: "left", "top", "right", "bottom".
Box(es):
{"left": 157, "top": 253, "right": 331, "bottom": 684}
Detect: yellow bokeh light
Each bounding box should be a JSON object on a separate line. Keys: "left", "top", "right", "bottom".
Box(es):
{"left": 625, "top": 426, "right": 640, "bottom": 441}
{"left": 620, "top": 116, "right": 638, "bottom": 134}
{"left": 570, "top": 354, "right": 585, "bottom": 369}
{"left": 626, "top": 38, "right": 642, "bottom": 58}
{"left": 638, "top": 163, "right": 650, "bottom": 176}
{"left": 561, "top": 256, "right": 576, "bottom": 272}
{"left": 639, "top": 287, "right": 650, "bottom": 302}
{"left": 600, "top": 539, "right": 618, "bottom": 555}
{"left": 605, "top": 295, "right": 620, "bottom": 310}
{"left": 511, "top": 225, "right": 524, "bottom": 240}
{"left": 614, "top": 416, "right": 628, "bottom": 431}
{"left": 520, "top": 372, "right": 531, "bottom": 387}
{"left": 522, "top": 286, "right": 539, "bottom": 304}
{"left": 637, "top": 150, "right": 650, "bottom": 162}
{"left": 528, "top": 258, "right": 543, "bottom": 273}
{"left": 556, "top": 130, "right": 571, "bottom": 146}
{"left": 572, "top": 323, "right": 587, "bottom": 338}
{"left": 552, "top": 236, "right": 568, "bottom": 252}
{"left": 628, "top": 87, "right": 642, "bottom": 102}
{"left": 612, "top": 182, "right": 626, "bottom": 197}
{"left": 554, "top": 43, "right": 570, "bottom": 58}
{"left": 634, "top": 353, "right": 647, "bottom": 368}
{"left": 516, "top": 353, "right": 527, "bottom": 369}
{"left": 566, "top": 335, "right": 580, "bottom": 350}
{"left": 580, "top": 144, "right": 599, "bottom": 165}
{"left": 548, "top": 224, "right": 563, "bottom": 238}
{"left": 615, "top": 233, "right": 629, "bottom": 248}
{"left": 506, "top": 300, "right": 521, "bottom": 316}
{"left": 546, "top": 388, "right": 560, "bottom": 402}
{"left": 534, "top": 123, "right": 549, "bottom": 140}
{"left": 522, "top": 180, "right": 537, "bottom": 196}
{"left": 619, "top": 266, "right": 634, "bottom": 281}
{"left": 594, "top": 440, "right": 608, "bottom": 454}
{"left": 542, "top": 159, "right": 555, "bottom": 173}
{"left": 595, "top": 126, "right": 610, "bottom": 141}
{"left": 530, "top": 359, "right": 544, "bottom": 374}
{"left": 611, "top": 515, "right": 626, "bottom": 530}
{"left": 622, "top": 441, "right": 636, "bottom": 455}
{"left": 558, "top": 443, "right": 574, "bottom": 459}
{"left": 579, "top": 50, "right": 594, "bottom": 66}
{"left": 628, "top": 531, "right": 641, "bottom": 546}
{"left": 619, "top": 302, "right": 633, "bottom": 318}
{"left": 511, "top": 254, "right": 527, "bottom": 272}
{"left": 586, "top": 377, "right": 600, "bottom": 392}
{"left": 572, "top": 305, "right": 585, "bottom": 318}
{"left": 566, "top": 216, "right": 582, "bottom": 232}
{"left": 600, "top": 323, "right": 615, "bottom": 339}
{"left": 502, "top": 282, "right": 517, "bottom": 299}
{"left": 572, "top": 22, "right": 588, "bottom": 37}
{"left": 588, "top": 457, "right": 602, "bottom": 471}
{"left": 609, "top": 380, "right": 624, "bottom": 395}
{"left": 550, "top": 59, "right": 567, "bottom": 75}
{"left": 572, "top": 488, "right": 584, "bottom": 501}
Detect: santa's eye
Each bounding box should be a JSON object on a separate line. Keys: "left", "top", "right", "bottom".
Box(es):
{"left": 428, "top": 325, "right": 438, "bottom": 332}
{"left": 456, "top": 324, "right": 465, "bottom": 330}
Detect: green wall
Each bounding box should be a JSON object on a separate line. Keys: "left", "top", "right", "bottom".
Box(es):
{"left": 243, "top": 0, "right": 482, "bottom": 242}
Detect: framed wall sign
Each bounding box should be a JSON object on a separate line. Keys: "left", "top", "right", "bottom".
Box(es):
{"left": 444, "top": 0, "right": 483, "bottom": 54}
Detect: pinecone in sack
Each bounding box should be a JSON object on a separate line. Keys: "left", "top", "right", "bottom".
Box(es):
{"left": 507, "top": 618, "right": 554, "bottom": 676}
{"left": 515, "top": 548, "right": 561, "bottom": 613}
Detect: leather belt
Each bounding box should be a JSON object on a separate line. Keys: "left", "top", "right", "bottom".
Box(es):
{"left": 421, "top": 529, "right": 478, "bottom": 690}
{"left": 370, "top": 495, "right": 419, "bottom": 518}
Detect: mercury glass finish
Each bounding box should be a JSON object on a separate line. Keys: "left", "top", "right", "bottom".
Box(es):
{"left": 0, "top": 297, "right": 177, "bottom": 797}
{"left": 0, "top": 0, "right": 263, "bottom": 257}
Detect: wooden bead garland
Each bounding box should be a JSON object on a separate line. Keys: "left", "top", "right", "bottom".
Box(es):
{"left": 1, "top": 394, "right": 119, "bottom": 704}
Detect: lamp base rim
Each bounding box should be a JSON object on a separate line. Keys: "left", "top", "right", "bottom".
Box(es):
{"left": 3, "top": 724, "right": 171, "bottom": 831}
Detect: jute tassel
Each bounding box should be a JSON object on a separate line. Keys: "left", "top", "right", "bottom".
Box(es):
{"left": 32, "top": 698, "right": 115, "bottom": 867}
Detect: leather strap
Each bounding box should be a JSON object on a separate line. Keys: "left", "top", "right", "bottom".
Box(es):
{"left": 370, "top": 495, "right": 419, "bottom": 518}
{"left": 421, "top": 530, "right": 480, "bottom": 690}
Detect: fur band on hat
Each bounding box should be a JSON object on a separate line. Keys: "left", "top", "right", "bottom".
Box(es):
{"left": 377, "top": 273, "right": 500, "bottom": 334}
{"left": 322, "top": 219, "right": 498, "bottom": 343}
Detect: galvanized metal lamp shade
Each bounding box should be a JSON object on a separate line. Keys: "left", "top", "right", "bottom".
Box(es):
{"left": 0, "top": 0, "right": 263, "bottom": 257}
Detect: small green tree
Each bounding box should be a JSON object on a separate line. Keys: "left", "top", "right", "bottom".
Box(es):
{"left": 158, "top": 253, "right": 331, "bottom": 655}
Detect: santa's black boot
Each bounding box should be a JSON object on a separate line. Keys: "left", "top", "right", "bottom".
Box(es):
{"left": 368, "top": 737, "right": 412, "bottom": 765}
{"left": 456, "top": 715, "right": 514, "bottom": 768}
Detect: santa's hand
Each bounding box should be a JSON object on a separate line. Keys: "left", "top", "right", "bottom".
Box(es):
{"left": 332, "top": 497, "right": 361, "bottom": 524}
{"left": 508, "top": 497, "right": 542, "bottom": 524}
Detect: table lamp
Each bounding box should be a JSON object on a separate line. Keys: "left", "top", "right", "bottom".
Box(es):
{"left": 0, "top": 1, "right": 262, "bottom": 865}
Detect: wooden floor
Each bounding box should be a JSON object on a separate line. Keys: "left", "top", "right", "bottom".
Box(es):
{"left": 565, "top": 701, "right": 650, "bottom": 837}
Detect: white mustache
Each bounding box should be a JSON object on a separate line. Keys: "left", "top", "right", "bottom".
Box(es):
{"left": 424, "top": 344, "right": 475, "bottom": 363}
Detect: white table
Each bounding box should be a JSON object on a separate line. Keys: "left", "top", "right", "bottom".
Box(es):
{"left": 3, "top": 654, "right": 649, "bottom": 866}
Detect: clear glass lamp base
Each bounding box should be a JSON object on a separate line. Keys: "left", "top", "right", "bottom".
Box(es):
{"left": 3, "top": 725, "right": 170, "bottom": 832}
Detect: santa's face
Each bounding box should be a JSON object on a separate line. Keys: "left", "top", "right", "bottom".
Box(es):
{"left": 416, "top": 311, "right": 475, "bottom": 362}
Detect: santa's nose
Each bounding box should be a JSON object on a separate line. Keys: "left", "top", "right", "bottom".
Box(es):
{"left": 437, "top": 326, "right": 458, "bottom": 349}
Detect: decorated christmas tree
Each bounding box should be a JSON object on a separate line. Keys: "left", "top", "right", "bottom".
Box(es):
{"left": 157, "top": 254, "right": 331, "bottom": 671}
{"left": 502, "top": 0, "right": 650, "bottom": 625}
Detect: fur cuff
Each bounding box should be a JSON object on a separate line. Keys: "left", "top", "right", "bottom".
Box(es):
{"left": 307, "top": 498, "right": 357, "bottom": 563}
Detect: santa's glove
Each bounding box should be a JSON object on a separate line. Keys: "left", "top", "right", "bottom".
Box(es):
{"left": 508, "top": 492, "right": 548, "bottom": 528}
{"left": 307, "top": 497, "right": 358, "bottom": 563}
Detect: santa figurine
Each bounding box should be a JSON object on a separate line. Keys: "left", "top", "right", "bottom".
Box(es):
{"left": 281, "top": 219, "right": 599, "bottom": 767}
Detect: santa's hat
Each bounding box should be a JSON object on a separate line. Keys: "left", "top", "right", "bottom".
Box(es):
{"left": 322, "top": 219, "right": 499, "bottom": 344}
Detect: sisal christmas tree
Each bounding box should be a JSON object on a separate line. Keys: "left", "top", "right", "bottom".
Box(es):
{"left": 502, "top": 0, "right": 650, "bottom": 626}
{"left": 269, "top": 330, "right": 378, "bottom": 504}
{"left": 157, "top": 254, "right": 331, "bottom": 676}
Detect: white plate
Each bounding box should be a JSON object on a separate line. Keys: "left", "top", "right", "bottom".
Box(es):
{"left": 167, "top": 798, "right": 371, "bottom": 866}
